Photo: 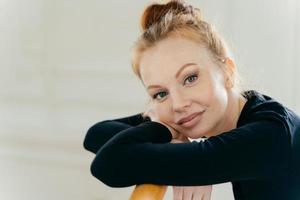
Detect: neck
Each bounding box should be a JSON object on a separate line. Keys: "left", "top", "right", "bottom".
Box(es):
{"left": 207, "top": 90, "right": 246, "bottom": 138}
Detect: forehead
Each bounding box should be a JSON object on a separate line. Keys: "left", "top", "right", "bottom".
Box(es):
{"left": 139, "top": 37, "right": 215, "bottom": 85}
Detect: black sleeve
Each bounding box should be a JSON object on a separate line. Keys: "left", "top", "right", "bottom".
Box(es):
{"left": 90, "top": 118, "right": 291, "bottom": 187}
{"left": 83, "top": 113, "right": 150, "bottom": 154}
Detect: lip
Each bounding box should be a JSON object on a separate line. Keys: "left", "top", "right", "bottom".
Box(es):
{"left": 177, "top": 111, "right": 204, "bottom": 127}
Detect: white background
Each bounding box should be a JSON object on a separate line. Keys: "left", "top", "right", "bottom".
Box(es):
{"left": 0, "top": 0, "right": 299, "bottom": 199}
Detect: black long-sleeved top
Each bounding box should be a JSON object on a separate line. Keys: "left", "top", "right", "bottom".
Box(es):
{"left": 83, "top": 90, "right": 300, "bottom": 200}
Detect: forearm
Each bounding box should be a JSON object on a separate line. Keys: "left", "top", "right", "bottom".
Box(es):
{"left": 90, "top": 120, "right": 290, "bottom": 187}
{"left": 83, "top": 113, "right": 150, "bottom": 154}
{"left": 83, "top": 121, "right": 132, "bottom": 154}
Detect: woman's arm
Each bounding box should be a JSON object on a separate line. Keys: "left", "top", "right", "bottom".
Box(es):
{"left": 90, "top": 117, "right": 291, "bottom": 187}
{"left": 83, "top": 113, "right": 149, "bottom": 154}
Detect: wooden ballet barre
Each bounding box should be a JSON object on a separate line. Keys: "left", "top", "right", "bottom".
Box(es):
{"left": 129, "top": 184, "right": 167, "bottom": 200}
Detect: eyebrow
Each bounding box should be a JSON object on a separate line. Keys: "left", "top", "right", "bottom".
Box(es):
{"left": 147, "top": 63, "right": 197, "bottom": 90}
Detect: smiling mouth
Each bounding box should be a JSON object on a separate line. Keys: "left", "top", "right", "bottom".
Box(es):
{"left": 177, "top": 111, "right": 205, "bottom": 127}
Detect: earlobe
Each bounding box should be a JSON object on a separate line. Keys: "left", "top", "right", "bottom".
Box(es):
{"left": 224, "top": 57, "right": 235, "bottom": 89}
{"left": 225, "top": 77, "right": 234, "bottom": 89}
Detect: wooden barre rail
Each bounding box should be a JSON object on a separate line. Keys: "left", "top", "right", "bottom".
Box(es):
{"left": 129, "top": 184, "right": 167, "bottom": 200}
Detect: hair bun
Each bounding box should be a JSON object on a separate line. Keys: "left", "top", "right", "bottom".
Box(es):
{"left": 140, "top": 0, "right": 202, "bottom": 31}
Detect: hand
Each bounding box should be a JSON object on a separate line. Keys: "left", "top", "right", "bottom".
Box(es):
{"left": 171, "top": 134, "right": 212, "bottom": 200}
{"left": 143, "top": 103, "right": 181, "bottom": 139}
{"left": 172, "top": 185, "right": 212, "bottom": 200}
{"left": 171, "top": 134, "right": 190, "bottom": 143}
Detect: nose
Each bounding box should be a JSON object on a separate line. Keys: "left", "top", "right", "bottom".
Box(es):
{"left": 171, "top": 90, "right": 191, "bottom": 113}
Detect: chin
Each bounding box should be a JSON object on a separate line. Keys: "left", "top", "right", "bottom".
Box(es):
{"left": 182, "top": 125, "right": 211, "bottom": 139}
{"left": 184, "top": 130, "right": 206, "bottom": 139}
{"left": 187, "top": 135, "right": 205, "bottom": 139}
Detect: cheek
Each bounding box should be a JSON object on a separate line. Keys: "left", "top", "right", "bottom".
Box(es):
{"left": 192, "top": 80, "right": 215, "bottom": 106}
{"left": 193, "top": 77, "right": 227, "bottom": 110}
{"left": 154, "top": 103, "right": 172, "bottom": 121}
{"left": 209, "top": 80, "right": 228, "bottom": 112}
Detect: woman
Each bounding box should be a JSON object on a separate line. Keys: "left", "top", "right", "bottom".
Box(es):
{"left": 83, "top": 1, "right": 300, "bottom": 199}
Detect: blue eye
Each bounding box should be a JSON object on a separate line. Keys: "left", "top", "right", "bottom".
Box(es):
{"left": 153, "top": 91, "right": 167, "bottom": 100}
{"left": 184, "top": 74, "right": 198, "bottom": 85}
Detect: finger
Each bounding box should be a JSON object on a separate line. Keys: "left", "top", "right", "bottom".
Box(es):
{"left": 192, "top": 191, "right": 202, "bottom": 200}
{"left": 201, "top": 190, "right": 212, "bottom": 200}
{"left": 182, "top": 188, "right": 193, "bottom": 200}
{"left": 171, "top": 139, "right": 183, "bottom": 144}
{"left": 177, "top": 134, "right": 190, "bottom": 142}
{"left": 173, "top": 186, "right": 183, "bottom": 200}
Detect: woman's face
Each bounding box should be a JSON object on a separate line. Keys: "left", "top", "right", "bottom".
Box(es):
{"left": 140, "top": 37, "right": 232, "bottom": 138}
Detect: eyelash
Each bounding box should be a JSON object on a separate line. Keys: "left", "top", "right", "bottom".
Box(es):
{"left": 185, "top": 73, "right": 198, "bottom": 84}
{"left": 152, "top": 73, "right": 198, "bottom": 100}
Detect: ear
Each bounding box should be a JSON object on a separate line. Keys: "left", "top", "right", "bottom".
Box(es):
{"left": 224, "top": 57, "right": 236, "bottom": 89}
